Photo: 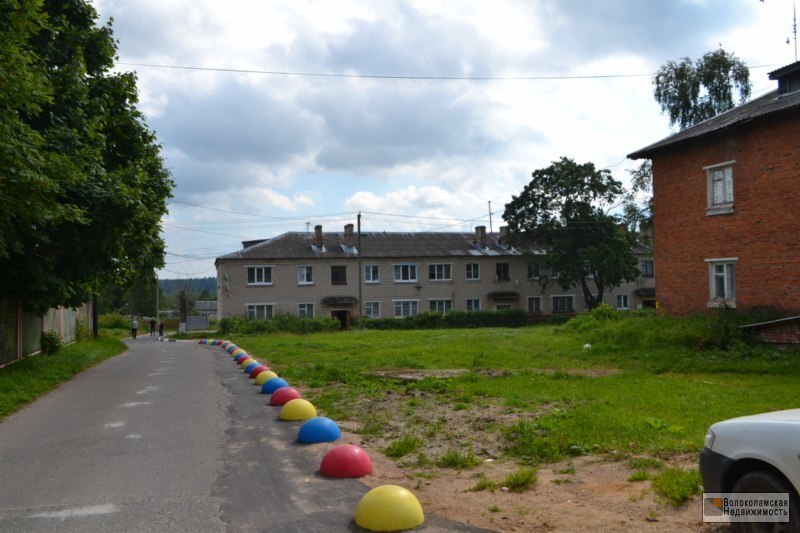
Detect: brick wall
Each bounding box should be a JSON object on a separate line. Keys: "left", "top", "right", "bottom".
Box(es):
{"left": 757, "top": 323, "right": 800, "bottom": 344}
{"left": 652, "top": 109, "right": 800, "bottom": 315}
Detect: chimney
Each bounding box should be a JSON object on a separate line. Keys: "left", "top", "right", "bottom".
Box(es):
{"left": 315, "top": 225, "right": 324, "bottom": 249}
{"left": 475, "top": 226, "right": 487, "bottom": 248}
{"left": 499, "top": 226, "right": 508, "bottom": 241}
{"left": 344, "top": 223, "right": 355, "bottom": 248}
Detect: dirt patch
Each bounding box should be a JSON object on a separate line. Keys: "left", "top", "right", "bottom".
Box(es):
{"left": 309, "top": 380, "right": 722, "bottom": 532}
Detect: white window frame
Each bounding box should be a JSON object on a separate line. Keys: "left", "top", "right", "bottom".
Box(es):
{"left": 496, "top": 262, "right": 511, "bottom": 282}
{"left": 364, "top": 265, "right": 380, "bottom": 284}
{"left": 298, "top": 303, "right": 314, "bottom": 317}
{"left": 527, "top": 296, "right": 542, "bottom": 314}
{"left": 365, "top": 301, "right": 381, "bottom": 318}
{"left": 298, "top": 265, "right": 313, "bottom": 285}
{"left": 246, "top": 303, "right": 274, "bottom": 319}
{"left": 428, "top": 263, "right": 452, "bottom": 281}
{"left": 706, "top": 258, "right": 737, "bottom": 307}
{"left": 393, "top": 299, "right": 419, "bottom": 317}
{"left": 393, "top": 264, "right": 418, "bottom": 283}
{"left": 429, "top": 299, "right": 452, "bottom": 314}
{"left": 466, "top": 298, "right": 481, "bottom": 311}
{"left": 466, "top": 263, "right": 480, "bottom": 281}
{"left": 615, "top": 294, "right": 629, "bottom": 311}
{"left": 246, "top": 266, "right": 273, "bottom": 286}
{"left": 704, "top": 161, "right": 735, "bottom": 215}
{"left": 551, "top": 295, "right": 574, "bottom": 313}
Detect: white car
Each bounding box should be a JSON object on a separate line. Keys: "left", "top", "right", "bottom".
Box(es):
{"left": 700, "top": 408, "right": 800, "bottom": 532}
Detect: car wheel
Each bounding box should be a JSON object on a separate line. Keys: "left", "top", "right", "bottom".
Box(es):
{"left": 731, "top": 470, "right": 800, "bottom": 533}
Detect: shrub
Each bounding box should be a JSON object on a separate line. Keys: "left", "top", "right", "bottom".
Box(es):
{"left": 361, "top": 309, "right": 528, "bottom": 330}
{"left": 40, "top": 331, "right": 62, "bottom": 355}
{"left": 218, "top": 313, "right": 339, "bottom": 335}
{"left": 98, "top": 313, "right": 130, "bottom": 330}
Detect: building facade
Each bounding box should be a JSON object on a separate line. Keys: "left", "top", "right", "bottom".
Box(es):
{"left": 629, "top": 61, "right": 800, "bottom": 315}
{"left": 215, "top": 225, "right": 654, "bottom": 326}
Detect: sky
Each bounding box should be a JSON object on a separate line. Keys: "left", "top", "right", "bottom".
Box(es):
{"left": 90, "top": 0, "right": 798, "bottom": 280}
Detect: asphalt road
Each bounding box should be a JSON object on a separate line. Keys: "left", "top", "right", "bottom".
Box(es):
{"left": 0, "top": 336, "right": 490, "bottom": 532}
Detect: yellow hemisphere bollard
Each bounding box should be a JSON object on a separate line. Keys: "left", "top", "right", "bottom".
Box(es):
{"left": 238, "top": 357, "right": 255, "bottom": 368}
{"left": 355, "top": 485, "right": 424, "bottom": 531}
{"left": 254, "top": 371, "right": 278, "bottom": 386}
{"left": 279, "top": 399, "right": 316, "bottom": 421}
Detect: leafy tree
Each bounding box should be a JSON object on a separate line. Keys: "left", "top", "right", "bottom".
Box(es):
{"left": 621, "top": 160, "right": 653, "bottom": 236}
{"left": 0, "top": 0, "right": 173, "bottom": 313}
{"left": 503, "top": 157, "right": 640, "bottom": 310}
{"left": 653, "top": 48, "right": 751, "bottom": 130}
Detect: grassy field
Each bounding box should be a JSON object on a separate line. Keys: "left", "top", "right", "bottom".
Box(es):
{"left": 225, "top": 311, "right": 800, "bottom": 468}
{"left": 0, "top": 334, "right": 127, "bottom": 421}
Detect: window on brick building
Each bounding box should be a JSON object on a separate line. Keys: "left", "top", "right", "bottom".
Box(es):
{"left": 331, "top": 265, "right": 347, "bottom": 285}
{"left": 706, "top": 258, "right": 737, "bottom": 307}
{"left": 640, "top": 260, "right": 654, "bottom": 277}
{"left": 704, "top": 161, "right": 735, "bottom": 215}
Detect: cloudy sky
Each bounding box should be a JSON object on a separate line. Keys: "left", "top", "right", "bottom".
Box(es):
{"left": 91, "top": 0, "right": 797, "bottom": 280}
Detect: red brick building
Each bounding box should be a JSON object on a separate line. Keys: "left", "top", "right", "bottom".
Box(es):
{"left": 628, "top": 61, "right": 800, "bottom": 315}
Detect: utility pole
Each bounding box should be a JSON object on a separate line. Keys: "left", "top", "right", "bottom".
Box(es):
{"left": 357, "top": 212, "right": 363, "bottom": 328}
{"left": 488, "top": 201, "right": 493, "bottom": 234}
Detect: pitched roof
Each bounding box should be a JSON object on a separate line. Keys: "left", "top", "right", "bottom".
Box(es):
{"left": 628, "top": 61, "right": 800, "bottom": 159}
{"left": 215, "top": 231, "right": 522, "bottom": 262}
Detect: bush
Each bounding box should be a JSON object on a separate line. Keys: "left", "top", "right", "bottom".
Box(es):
{"left": 98, "top": 313, "right": 130, "bottom": 330}
{"left": 218, "top": 313, "right": 340, "bottom": 335}
{"left": 360, "top": 309, "right": 528, "bottom": 330}
{"left": 40, "top": 331, "right": 62, "bottom": 355}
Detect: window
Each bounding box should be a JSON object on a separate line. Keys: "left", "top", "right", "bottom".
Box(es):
{"left": 640, "top": 260, "right": 654, "bottom": 277}
{"left": 364, "top": 265, "right": 380, "bottom": 283}
{"left": 246, "top": 304, "right": 273, "bottom": 319}
{"left": 393, "top": 264, "right": 418, "bottom": 283}
{"left": 331, "top": 265, "right": 347, "bottom": 285}
{"left": 527, "top": 261, "right": 541, "bottom": 280}
{"left": 466, "top": 263, "right": 480, "bottom": 281}
{"left": 429, "top": 299, "right": 452, "bottom": 314}
{"left": 365, "top": 301, "right": 381, "bottom": 318}
{"left": 298, "top": 303, "right": 314, "bottom": 317}
{"left": 615, "top": 294, "right": 629, "bottom": 310}
{"left": 428, "top": 263, "right": 452, "bottom": 281}
{"left": 707, "top": 259, "right": 737, "bottom": 306}
{"left": 527, "top": 296, "right": 541, "bottom": 313}
{"left": 298, "top": 266, "right": 313, "bottom": 285}
{"left": 552, "top": 295, "right": 574, "bottom": 313}
{"left": 496, "top": 263, "right": 510, "bottom": 281}
{"left": 466, "top": 298, "right": 481, "bottom": 311}
{"left": 705, "top": 162, "right": 735, "bottom": 215}
{"left": 394, "top": 300, "right": 419, "bottom": 317}
{"left": 247, "top": 266, "right": 272, "bottom": 285}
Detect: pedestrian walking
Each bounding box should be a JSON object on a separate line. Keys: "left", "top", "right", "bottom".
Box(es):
{"left": 149, "top": 318, "right": 156, "bottom": 336}
{"left": 130, "top": 316, "right": 139, "bottom": 339}
{"left": 158, "top": 321, "right": 164, "bottom": 337}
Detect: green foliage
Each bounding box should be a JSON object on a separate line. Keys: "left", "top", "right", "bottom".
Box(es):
{"left": 628, "top": 470, "right": 650, "bottom": 482}
{"left": 218, "top": 313, "right": 340, "bottom": 335}
{"left": 468, "top": 473, "right": 498, "bottom": 492}
{"left": 503, "top": 157, "right": 639, "bottom": 310}
{"left": 653, "top": 48, "right": 751, "bottom": 130}
{"left": 0, "top": 0, "right": 173, "bottom": 313}
{"left": 360, "top": 309, "right": 528, "bottom": 330}
{"left": 650, "top": 467, "right": 702, "bottom": 507}
{"left": 98, "top": 313, "right": 130, "bottom": 329}
{"left": 40, "top": 330, "right": 62, "bottom": 355}
{"left": 384, "top": 434, "right": 424, "bottom": 458}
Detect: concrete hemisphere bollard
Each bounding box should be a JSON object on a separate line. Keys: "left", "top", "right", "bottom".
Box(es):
{"left": 319, "top": 444, "right": 372, "bottom": 478}
{"left": 238, "top": 357, "right": 255, "bottom": 368}
{"left": 297, "top": 416, "right": 341, "bottom": 443}
{"left": 269, "top": 386, "right": 300, "bottom": 406}
{"left": 226, "top": 345, "right": 239, "bottom": 354}
{"left": 249, "top": 365, "right": 270, "bottom": 379}
{"left": 254, "top": 371, "right": 278, "bottom": 386}
{"left": 354, "top": 485, "right": 424, "bottom": 532}
{"left": 279, "top": 399, "right": 317, "bottom": 421}
{"left": 243, "top": 361, "right": 260, "bottom": 374}
{"left": 231, "top": 348, "right": 246, "bottom": 358}
{"left": 261, "top": 377, "right": 289, "bottom": 394}
{"left": 233, "top": 353, "right": 249, "bottom": 363}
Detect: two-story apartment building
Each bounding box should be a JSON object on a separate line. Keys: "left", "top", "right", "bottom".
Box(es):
{"left": 215, "top": 224, "right": 655, "bottom": 326}
{"left": 628, "top": 61, "right": 800, "bottom": 315}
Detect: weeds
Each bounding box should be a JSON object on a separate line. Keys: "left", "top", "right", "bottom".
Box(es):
{"left": 383, "top": 434, "right": 423, "bottom": 458}
{"left": 501, "top": 467, "right": 538, "bottom": 493}
{"left": 437, "top": 447, "right": 481, "bottom": 468}
{"left": 650, "top": 467, "right": 702, "bottom": 506}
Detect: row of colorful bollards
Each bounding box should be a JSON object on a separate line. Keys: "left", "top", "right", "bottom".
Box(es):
{"left": 198, "top": 338, "right": 425, "bottom": 531}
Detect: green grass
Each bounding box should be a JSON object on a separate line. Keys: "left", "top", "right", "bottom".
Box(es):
{"left": 383, "top": 434, "right": 423, "bottom": 458}
{"left": 650, "top": 467, "right": 703, "bottom": 507}
{"left": 437, "top": 447, "right": 482, "bottom": 468}
{"left": 0, "top": 335, "right": 126, "bottom": 421}
{"left": 216, "top": 315, "right": 800, "bottom": 465}
{"left": 501, "top": 467, "right": 538, "bottom": 493}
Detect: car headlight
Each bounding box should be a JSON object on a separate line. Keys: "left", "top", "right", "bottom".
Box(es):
{"left": 704, "top": 428, "right": 715, "bottom": 449}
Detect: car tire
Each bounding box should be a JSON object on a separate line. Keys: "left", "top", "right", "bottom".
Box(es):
{"left": 731, "top": 470, "right": 800, "bottom": 533}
